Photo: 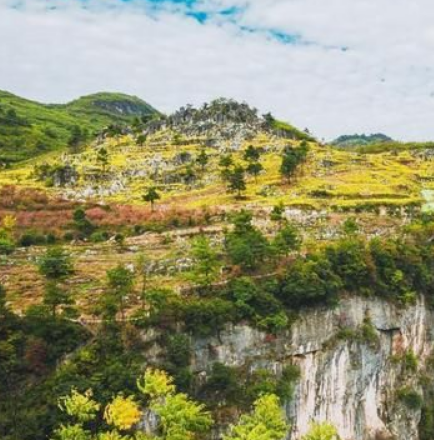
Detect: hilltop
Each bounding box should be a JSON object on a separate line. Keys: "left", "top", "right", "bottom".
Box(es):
{"left": 0, "top": 90, "right": 158, "bottom": 163}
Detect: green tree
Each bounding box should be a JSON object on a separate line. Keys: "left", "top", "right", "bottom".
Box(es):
{"left": 301, "top": 422, "right": 340, "bottom": 440}
{"left": 73, "top": 208, "right": 95, "bottom": 237}
{"left": 277, "top": 255, "right": 342, "bottom": 308}
{"left": 196, "top": 149, "right": 209, "bottom": 171}
{"left": 219, "top": 154, "right": 234, "bottom": 169}
{"left": 143, "top": 187, "right": 161, "bottom": 211}
{"left": 280, "top": 148, "right": 298, "bottom": 182}
{"left": 243, "top": 145, "right": 261, "bottom": 162}
{"left": 246, "top": 162, "right": 263, "bottom": 183}
{"left": 68, "top": 125, "right": 86, "bottom": 154}
{"left": 273, "top": 223, "right": 301, "bottom": 257}
{"left": 38, "top": 247, "right": 73, "bottom": 280}
{"left": 270, "top": 203, "right": 285, "bottom": 224}
{"left": 190, "top": 235, "right": 220, "bottom": 289}
{"left": 225, "top": 211, "right": 270, "bottom": 271}
{"left": 227, "top": 166, "right": 246, "bottom": 198}
{"left": 97, "top": 148, "right": 109, "bottom": 173}
{"left": 43, "top": 281, "right": 73, "bottom": 318}
{"left": 341, "top": 217, "right": 359, "bottom": 236}
{"left": 223, "top": 394, "right": 288, "bottom": 440}
{"left": 136, "top": 134, "right": 147, "bottom": 146}
{"left": 106, "top": 265, "right": 135, "bottom": 320}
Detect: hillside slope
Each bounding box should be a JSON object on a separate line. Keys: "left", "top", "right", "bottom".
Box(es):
{"left": 0, "top": 91, "right": 158, "bottom": 163}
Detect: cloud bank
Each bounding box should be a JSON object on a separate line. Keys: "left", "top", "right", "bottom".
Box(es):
{"left": 1, "top": 0, "right": 434, "bottom": 140}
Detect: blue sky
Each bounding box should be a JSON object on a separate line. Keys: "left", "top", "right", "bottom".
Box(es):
{"left": 1, "top": 0, "right": 434, "bottom": 140}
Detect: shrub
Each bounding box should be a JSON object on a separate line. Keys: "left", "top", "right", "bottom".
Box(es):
{"left": 181, "top": 298, "right": 235, "bottom": 337}
{"left": 397, "top": 387, "right": 423, "bottom": 410}
{"left": 200, "top": 363, "right": 242, "bottom": 405}
{"left": 276, "top": 364, "right": 300, "bottom": 401}
{"left": 90, "top": 231, "right": 109, "bottom": 243}
{"left": 0, "top": 237, "right": 15, "bottom": 255}
{"left": 19, "top": 231, "right": 47, "bottom": 247}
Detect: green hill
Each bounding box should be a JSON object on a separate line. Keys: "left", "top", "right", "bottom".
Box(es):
{"left": 0, "top": 91, "right": 158, "bottom": 163}
{"left": 331, "top": 133, "right": 393, "bottom": 148}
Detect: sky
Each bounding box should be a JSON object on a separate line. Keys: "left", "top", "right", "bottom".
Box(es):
{"left": 1, "top": 0, "right": 434, "bottom": 141}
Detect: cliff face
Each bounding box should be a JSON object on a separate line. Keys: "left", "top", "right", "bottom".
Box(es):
{"left": 190, "top": 296, "right": 434, "bottom": 440}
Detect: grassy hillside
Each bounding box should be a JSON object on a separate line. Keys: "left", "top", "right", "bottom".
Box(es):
{"left": 0, "top": 91, "right": 158, "bottom": 163}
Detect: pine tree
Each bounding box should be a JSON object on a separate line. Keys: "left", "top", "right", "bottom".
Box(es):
{"left": 97, "top": 147, "right": 109, "bottom": 173}
{"left": 143, "top": 187, "right": 161, "bottom": 211}
{"left": 190, "top": 235, "right": 220, "bottom": 288}
{"left": 246, "top": 162, "right": 263, "bottom": 183}
{"left": 227, "top": 166, "right": 246, "bottom": 198}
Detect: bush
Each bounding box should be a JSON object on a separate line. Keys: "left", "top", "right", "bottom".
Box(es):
{"left": 90, "top": 231, "right": 109, "bottom": 243}
{"left": 276, "top": 365, "right": 301, "bottom": 400}
{"left": 200, "top": 363, "right": 242, "bottom": 405}
{"left": 181, "top": 298, "right": 235, "bottom": 337}
{"left": 19, "top": 231, "right": 47, "bottom": 247}
{"left": 397, "top": 387, "right": 423, "bottom": 409}
{"left": 0, "top": 237, "right": 15, "bottom": 255}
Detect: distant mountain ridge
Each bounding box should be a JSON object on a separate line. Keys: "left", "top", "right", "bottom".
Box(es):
{"left": 0, "top": 90, "right": 158, "bottom": 163}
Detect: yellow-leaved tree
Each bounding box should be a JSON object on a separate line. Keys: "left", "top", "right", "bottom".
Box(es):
{"left": 223, "top": 393, "right": 288, "bottom": 440}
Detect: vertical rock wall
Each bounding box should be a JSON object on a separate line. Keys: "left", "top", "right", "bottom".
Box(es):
{"left": 190, "top": 296, "right": 434, "bottom": 440}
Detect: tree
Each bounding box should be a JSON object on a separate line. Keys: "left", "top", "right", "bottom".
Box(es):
{"left": 73, "top": 208, "right": 95, "bottom": 237}
{"left": 246, "top": 162, "right": 263, "bottom": 183}
{"left": 104, "top": 396, "right": 141, "bottom": 431}
{"left": 219, "top": 154, "right": 233, "bottom": 169}
{"left": 183, "top": 165, "right": 196, "bottom": 185}
{"left": 58, "top": 388, "right": 100, "bottom": 423}
{"left": 243, "top": 145, "right": 261, "bottom": 163}
{"left": 223, "top": 394, "right": 288, "bottom": 440}
{"left": 273, "top": 223, "right": 301, "bottom": 257}
{"left": 138, "top": 369, "right": 213, "bottom": 440}
{"left": 136, "top": 134, "right": 147, "bottom": 146}
{"left": 227, "top": 166, "right": 246, "bottom": 198}
{"left": 143, "top": 187, "right": 161, "bottom": 211}
{"left": 0, "top": 215, "right": 16, "bottom": 255}
{"left": 301, "top": 422, "right": 340, "bottom": 440}
{"left": 106, "top": 265, "right": 135, "bottom": 320}
{"left": 68, "top": 125, "right": 86, "bottom": 154}
{"left": 280, "top": 148, "right": 298, "bottom": 182}
{"left": 136, "top": 253, "right": 150, "bottom": 310}
{"left": 341, "top": 217, "right": 359, "bottom": 236}
{"left": 190, "top": 235, "right": 220, "bottom": 289}
{"left": 277, "top": 254, "right": 342, "bottom": 308}
{"left": 225, "top": 211, "right": 270, "bottom": 271}
{"left": 43, "top": 281, "right": 73, "bottom": 318}
{"left": 97, "top": 148, "right": 109, "bottom": 173}
{"left": 196, "top": 149, "right": 209, "bottom": 171}
{"left": 270, "top": 203, "right": 285, "bottom": 225}
{"left": 38, "top": 247, "right": 73, "bottom": 280}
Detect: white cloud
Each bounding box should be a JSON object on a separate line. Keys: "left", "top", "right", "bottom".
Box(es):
{"left": 0, "top": 0, "right": 434, "bottom": 140}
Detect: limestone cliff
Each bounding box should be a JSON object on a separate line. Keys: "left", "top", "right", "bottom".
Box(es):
{"left": 188, "top": 296, "right": 433, "bottom": 440}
